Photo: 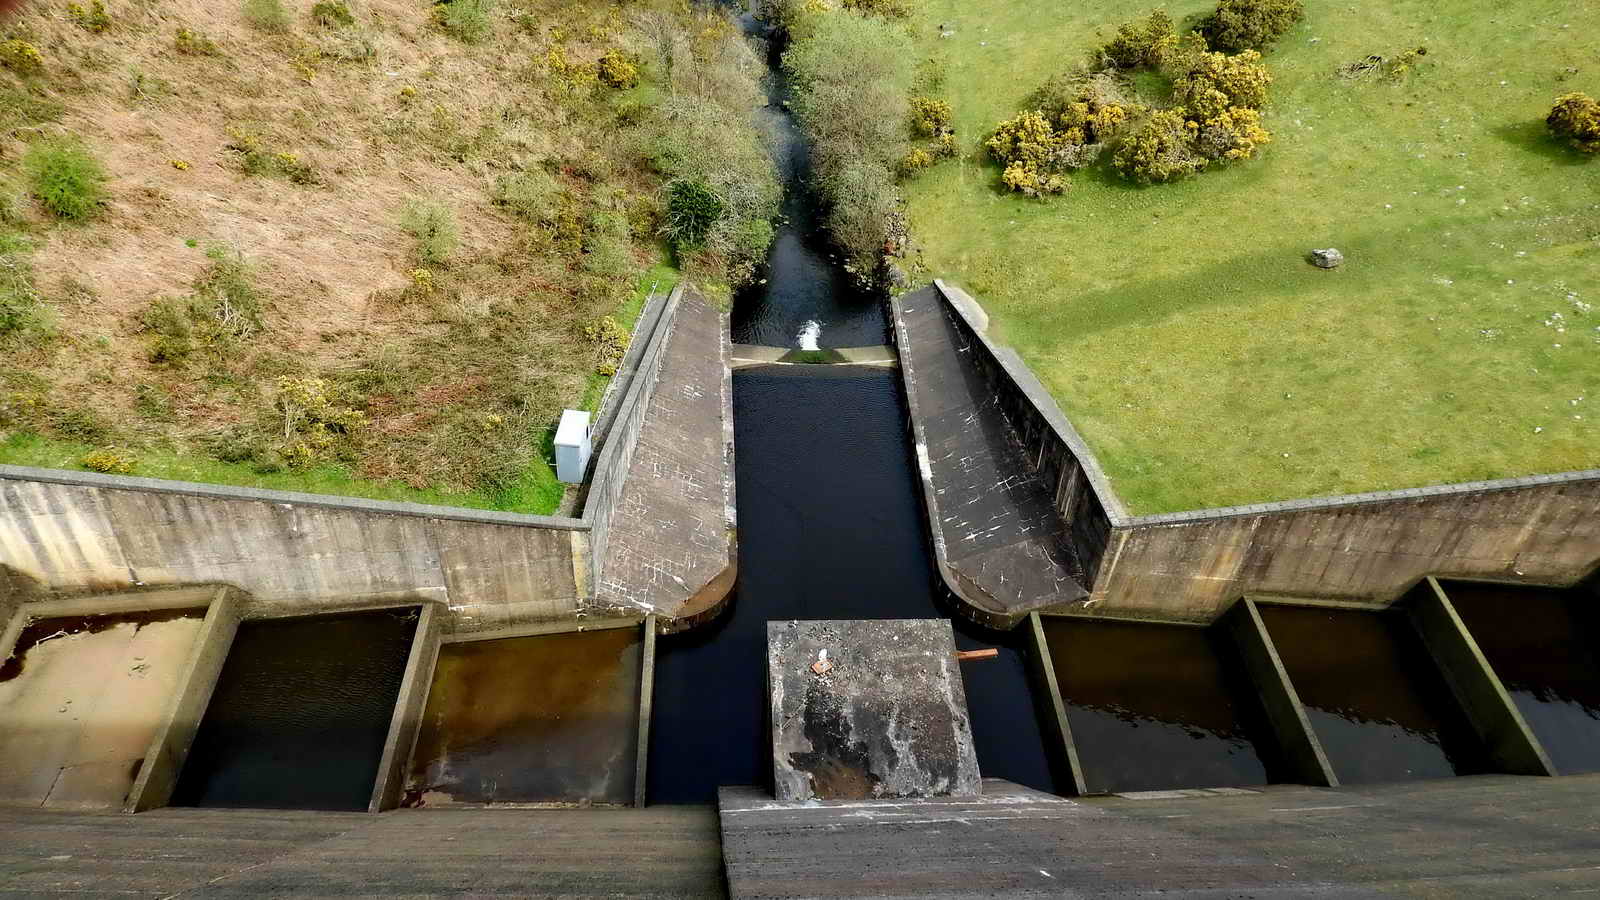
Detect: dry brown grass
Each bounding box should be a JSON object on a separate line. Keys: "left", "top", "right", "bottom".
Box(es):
{"left": 0, "top": 0, "right": 750, "bottom": 504}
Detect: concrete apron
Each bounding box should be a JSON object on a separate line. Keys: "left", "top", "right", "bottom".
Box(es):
{"left": 0, "top": 586, "right": 244, "bottom": 813}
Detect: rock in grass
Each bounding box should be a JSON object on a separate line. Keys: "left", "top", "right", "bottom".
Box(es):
{"left": 1310, "top": 248, "right": 1344, "bottom": 268}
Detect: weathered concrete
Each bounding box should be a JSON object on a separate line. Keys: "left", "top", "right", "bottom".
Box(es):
{"left": 126, "top": 588, "right": 244, "bottom": 813}
{"left": 369, "top": 602, "right": 443, "bottom": 813}
{"left": 1221, "top": 598, "right": 1338, "bottom": 787}
{"left": 592, "top": 286, "right": 737, "bottom": 629}
{"left": 721, "top": 774, "right": 1600, "bottom": 897}
{"left": 0, "top": 284, "right": 738, "bottom": 636}
{"left": 635, "top": 613, "right": 657, "bottom": 808}
{"left": 893, "top": 286, "right": 1090, "bottom": 628}
{"left": 0, "top": 804, "right": 726, "bottom": 897}
{"left": 1024, "top": 612, "right": 1087, "bottom": 796}
{"left": 0, "top": 587, "right": 242, "bottom": 812}
{"left": 1404, "top": 578, "right": 1555, "bottom": 777}
{"left": 900, "top": 279, "right": 1600, "bottom": 624}
{"left": 767, "top": 620, "right": 980, "bottom": 802}
{"left": 729, "top": 344, "right": 898, "bottom": 368}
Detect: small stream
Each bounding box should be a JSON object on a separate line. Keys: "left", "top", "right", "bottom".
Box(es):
{"left": 647, "top": 11, "right": 1061, "bottom": 804}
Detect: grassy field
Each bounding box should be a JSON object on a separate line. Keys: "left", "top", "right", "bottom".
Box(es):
{"left": 903, "top": 0, "right": 1599, "bottom": 513}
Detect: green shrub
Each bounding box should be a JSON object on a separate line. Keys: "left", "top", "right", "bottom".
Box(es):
{"left": 584, "top": 315, "right": 629, "bottom": 375}
{"left": 0, "top": 39, "right": 44, "bottom": 75}
{"left": 193, "top": 245, "right": 265, "bottom": 338}
{"left": 783, "top": 8, "right": 916, "bottom": 276}
{"left": 597, "top": 49, "right": 639, "bottom": 89}
{"left": 400, "top": 200, "right": 458, "bottom": 264}
{"left": 23, "top": 140, "right": 107, "bottom": 221}
{"left": 1093, "top": 9, "right": 1175, "bottom": 69}
{"left": 174, "top": 28, "right": 221, "bottom": 56}
{"left": 243, "top": 0, "right": 291, "bottom": 33}
{"left": 1112, "top": 108, "right": 1205, "bottom": 183}
{"left": 0, "top": 231, "right": 42, "bottom": 337}
{"left": 67, "top": 1, "right": 112, "bottom": 34}
{"left": 492, "top": 169, "right": 559, "bottom": 221}
{"left": 273, "top": 375, "right": 365, "bottom": 468}
{"left": 311, "top": 0, "right": 355, "bottom": 28}
{"left": 1200, "top": 0, "right": 1305, "bottom": 52}
{"left": 987, "top": 79, "right": 1133, "bottom": 196}
{"left": 52, "top": 407, "right": 111, "bottom": 443}
{"left": 663, "top": 178, "right": 723, "bottom": 249}
{"left": 1548, "top": 92, "right": 1600, "bottom": 154}
{"left": 81, "top": 447, "right": 137, "bottom": 474}
{"left": 435, "top": 0, "right": 493, "bottom": 44}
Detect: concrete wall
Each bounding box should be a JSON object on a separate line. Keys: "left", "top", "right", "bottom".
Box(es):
{"left": 929, "top": 281, "right": 1600, "bottom": 624}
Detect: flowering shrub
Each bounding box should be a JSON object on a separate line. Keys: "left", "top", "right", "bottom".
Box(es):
{"left": 1548, "top": 92, "right": 1600, "bottom": 154}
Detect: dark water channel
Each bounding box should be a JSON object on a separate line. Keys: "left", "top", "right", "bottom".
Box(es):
{"left": 647, "top": 13, "right": 1060, "bottom": 804}
{"left": 173, "top": 608, "right": 417, "bottom": 811}
{"left": 1258, "top": 604, "right": 1491, "bottom": 784}
{"left": 1042, "top": 618, "right": 1285, "bottom": 794}
{"left": 1443, "top": 581, "right": 1600, "bottom": 775}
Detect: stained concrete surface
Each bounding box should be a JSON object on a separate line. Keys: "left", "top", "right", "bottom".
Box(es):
{"left": 0, "top": 804, "right": 725, "bottom": 898}
{"left": 768, "top": 620, "right": 980, "bottom": 802}
{"left": 595, "top": 287, "right": 736, "bottom": 627}
{"left": 0, "top": 610, "right": 205, "bottom": 809}
{"left": 720, "top": 774, "right": 1600, "bottom": 898}
{"left": 894, "top": 286, "right": 1088, "bottom": 627}
{"left": 406, "top": 628, "right": 642, "bottom": 806}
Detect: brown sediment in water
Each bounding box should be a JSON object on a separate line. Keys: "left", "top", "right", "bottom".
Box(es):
{"left": 407, "top": 627, "right": 642, "bottom": 806}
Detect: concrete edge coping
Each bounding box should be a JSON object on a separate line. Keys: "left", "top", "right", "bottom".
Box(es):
{"left": 0, "top": 464, "right": 587, "bottom": 531}
{"left": 635, "top": 613, "right": 657, "bottom": 808}
{"left": 1410, "top": 578, "right": 1556, "bottom": 778}
{"left": 369, "top": 602, "right": 443, "bottom": 813}
{"left": 126, "top": 586, "right": 243, "bottom": 813}
{"left": 1225, "top": 598, "right": 1339, "bottom": 788}
{"left": 1025, "top": 612, "right": 1088, "bottom": 796}
{"left": 439, "top": 615, "right": 644, "bottom": 643}
{"left": 929, "top": 279, "right": 1600, "bottom": 528}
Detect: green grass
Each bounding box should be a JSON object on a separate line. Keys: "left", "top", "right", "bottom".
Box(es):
{"left": 578, "top": 260, "right": 681, "bottom": 413}
{"left": 904, "top": 0, "right": 1599, "bottom": 513}
{"left": 0, "top": 431, "right": 562, "bottom": 513}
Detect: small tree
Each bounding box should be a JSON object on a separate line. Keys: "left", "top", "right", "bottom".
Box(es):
{"left": 1200, "top": 0, "right": 1305, "bottom": 52}
{"left": 1548, "top": 92, "right": 1600, "bottom": 154}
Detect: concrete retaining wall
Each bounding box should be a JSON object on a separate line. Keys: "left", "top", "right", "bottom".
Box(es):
{"left": 0, "top": 287, "right": 705, "bottom": 635}
{"left": 928, "top": 280, "right": 1600, "bottom": 623}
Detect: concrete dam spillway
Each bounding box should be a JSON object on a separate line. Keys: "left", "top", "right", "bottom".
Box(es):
{"left": 4, "top": 6, "right": 1600, "bottom": 898}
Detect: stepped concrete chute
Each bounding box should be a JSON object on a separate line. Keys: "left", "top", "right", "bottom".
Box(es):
{"left": 0, "top": 283, "right": 736, "bottom": 637}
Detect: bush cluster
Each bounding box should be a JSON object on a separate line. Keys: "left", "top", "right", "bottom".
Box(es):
{"left": 67, "top": 1, "right": 112, "bottom": 34}
{"left": 0, "top": 231, "right": 42, "bottom": 339}
{"left": 81, "top": 448, "right": 137, "bottom": 474}
{"left": 597, "top": 49, "right": 638, "bottom": 89}
{"left": 311, "top": 0, "right": 355, "bottom": 28}
{"left": 174, "top": 28, "right": 221, "bottom": 56}
{"left": 0, "top": 39, "right": 44, "bottom": 75}
{"left": 1200, "top": 0, "right": 1305, "bottom": 52}
{"left": 23, "top": 140, "right": 107, "bottom": 221}
{"left": 140, "top": 246, "right": 265, "bottom": 364}
{"left": 1548, "top": 92, "right": 1600, "bottom": 154}
{"left": 400, "top": 199, "right": 459, "bottom": 266}
{"left": 243, "top": 0, "right": 292, "bottom": 34}
{"left": 434, "top": 0, "right": 493, "bottom": 44}
{"left": 991, "top": 8, "right": 1276, "bottom": 193}
{"left": 225, "top": 129, "right": 318, "bottom": 183}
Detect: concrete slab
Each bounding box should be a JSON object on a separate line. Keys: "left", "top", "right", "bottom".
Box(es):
{"left": 767, "top": 619, "right": 979, "bottom": 802}
{"left": 893, "top": 286, "right": 1088, "bottom": 628}
{"left": 720, "top": 774, "right": 1600, "bottom": 897}
{"left": 0, "top": 608, "right": 206, "bottom": 809}
{"left": 596, "top": 287, "right": 736, "bottom": 629}
{"left": 0, "top": 804, "right": 724, "bottom": 897}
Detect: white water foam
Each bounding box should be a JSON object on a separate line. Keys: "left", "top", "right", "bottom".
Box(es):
{"left": 797, "top": 319, "right": 821, "bottom": 351}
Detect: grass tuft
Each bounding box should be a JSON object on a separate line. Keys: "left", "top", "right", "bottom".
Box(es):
{"left": 23, "top": 140, "right": 106, "bottom": 221}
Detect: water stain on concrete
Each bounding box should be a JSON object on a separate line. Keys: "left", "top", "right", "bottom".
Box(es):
{"left": 0, "top": 608, "right": 205, "bottom": 808}
{"left": 406, "top": 627, "right": 642, "bottom": 806}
